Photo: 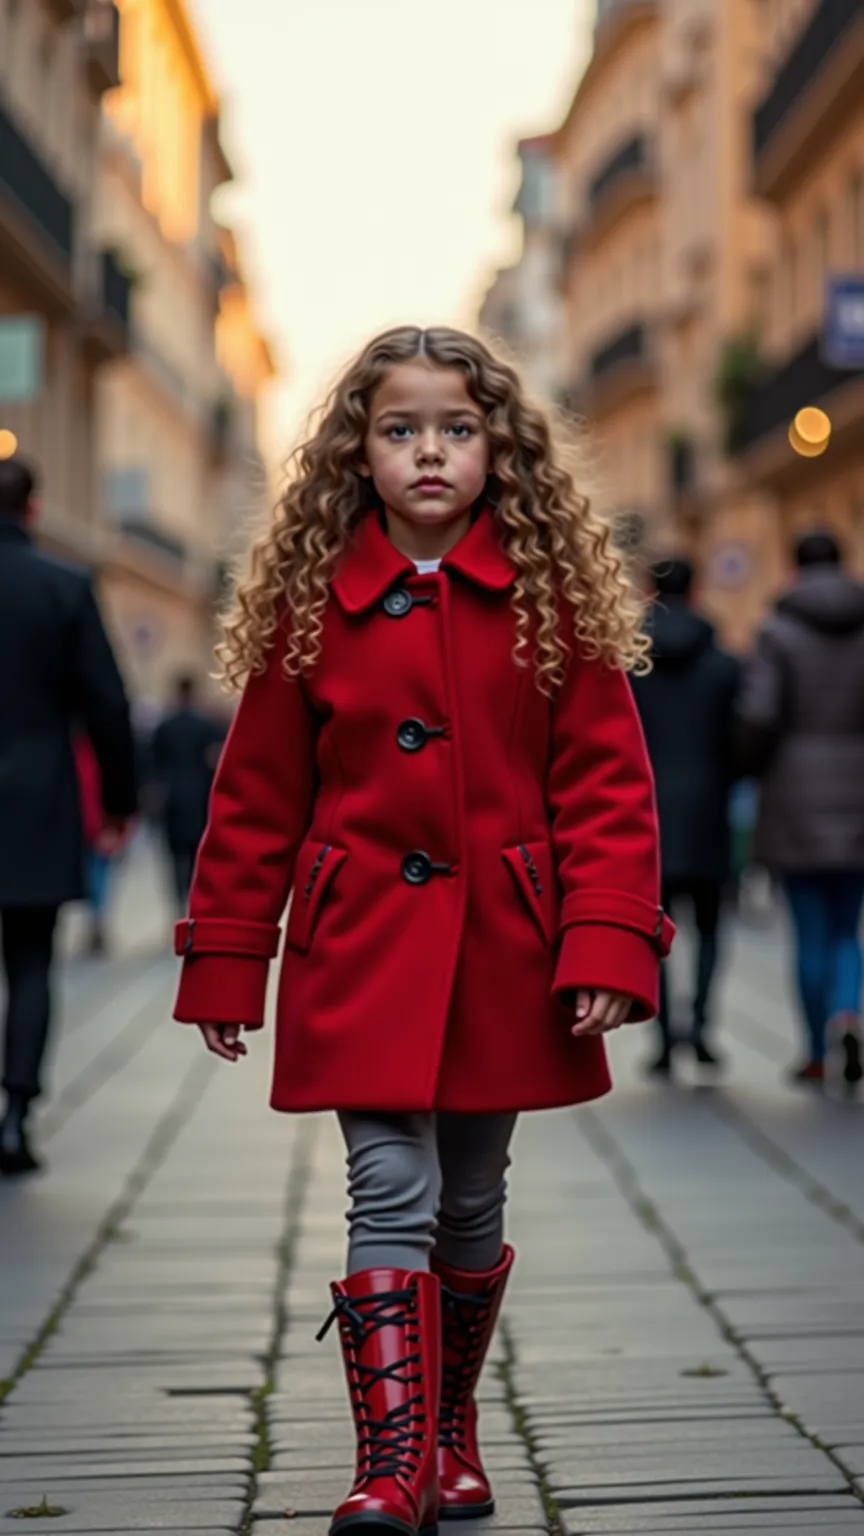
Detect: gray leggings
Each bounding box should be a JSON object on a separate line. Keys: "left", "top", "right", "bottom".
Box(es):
{"left": 338, "top": 1111, "right": 517, "bottom": 1276}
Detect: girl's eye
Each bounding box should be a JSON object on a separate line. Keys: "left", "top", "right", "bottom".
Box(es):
{"left": 387, "top": 424, "right": 413, "bottom": 441}
{"left": 447, "top": 423, "right": 473, "bottom": 439}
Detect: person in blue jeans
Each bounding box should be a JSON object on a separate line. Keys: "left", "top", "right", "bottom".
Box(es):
{"left": 783, "top": 873, "right": 864, "bottom": 1078}
{"left": 738, "top": 531, "right": 864, "bottom": 1089}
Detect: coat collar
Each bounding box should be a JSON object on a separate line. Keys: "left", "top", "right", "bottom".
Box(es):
{"left": 0, "top": 518, "right": 31, "bottom": 547}
{"left": 332, "top": 508, "right": 515, "bottom": 616}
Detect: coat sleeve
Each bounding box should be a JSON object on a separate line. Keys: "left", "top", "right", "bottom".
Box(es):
{"left": 70, "top": 579, "right": 138, "bottom": 819}
{"left": 173, "top": 626, "right": 317, "bottom": 1029}
{"left": 735, "top": 629, "right": 785, "bottom": 777}
{"left": 547, "top": 653, "right": 674, "bottom": 1020}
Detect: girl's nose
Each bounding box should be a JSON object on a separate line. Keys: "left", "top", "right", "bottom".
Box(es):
{"left": 416, "top": 430, "right": 444, "bottom": 463}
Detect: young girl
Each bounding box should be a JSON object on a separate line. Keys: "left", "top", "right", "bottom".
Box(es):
{"left": 173, "top": 326, "right": 673, "bottom": 1536}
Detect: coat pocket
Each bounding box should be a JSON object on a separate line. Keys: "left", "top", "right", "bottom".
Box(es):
{"left": 502, "top": 841, "right": 555, "bottom": 946}
{"left": 285, "top": 841, "right": 347, "bottom": 954}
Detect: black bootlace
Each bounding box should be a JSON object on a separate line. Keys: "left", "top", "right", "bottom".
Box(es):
{"left": 438, "top": 1287, "right": 491, "bottom": 1451}
{"left": 317, "top": 1286, "right": 427, "bottom": 1481}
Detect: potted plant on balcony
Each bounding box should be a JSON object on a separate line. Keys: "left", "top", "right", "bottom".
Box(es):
{"left": 713, "top": 334, "right": 765, "bottom": 454}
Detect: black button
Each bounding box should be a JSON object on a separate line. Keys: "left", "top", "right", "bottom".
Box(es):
{"left": 402, "top": 851, "right": 433, "bottom": 886}
{"left": 383, "top": 588, "right": 412, "bottom": 618}
{"left": 397, "top": 718, "right": 428, "bottom": 753}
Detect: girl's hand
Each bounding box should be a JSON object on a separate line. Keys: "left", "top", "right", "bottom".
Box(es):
{"left": 572, "top": 990, "right": 633, "bottom": 1037}
{"left": 198, "top": 1023, "right": 249, "bottom": 1062}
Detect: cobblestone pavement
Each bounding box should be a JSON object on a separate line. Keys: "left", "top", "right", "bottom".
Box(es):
{"left": 1, "top": 845, "right": 864, "bottom": 1533}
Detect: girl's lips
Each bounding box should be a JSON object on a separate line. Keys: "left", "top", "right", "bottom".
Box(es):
{"left": 413, "top": 479, "right": 450, "bottom": 492}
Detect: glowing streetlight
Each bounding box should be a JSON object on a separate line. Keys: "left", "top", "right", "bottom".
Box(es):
{"left": 0, "top": 429, "right": 19, "bottom": 459}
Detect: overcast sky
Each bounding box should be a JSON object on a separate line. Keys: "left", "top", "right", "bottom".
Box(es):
{"left": 189, "top": 0, "right": 591, "bottom": 459}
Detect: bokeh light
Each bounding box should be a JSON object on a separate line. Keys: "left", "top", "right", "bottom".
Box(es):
{"left": 789, "top": 407, "right": 831, "bottom": 458}
{"left": 0, "top": 429, "right": 19, "bottom": 459}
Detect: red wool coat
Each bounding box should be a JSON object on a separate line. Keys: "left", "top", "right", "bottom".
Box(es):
{"left": 174, "top": 509, "right": 674, "bottom": 1114}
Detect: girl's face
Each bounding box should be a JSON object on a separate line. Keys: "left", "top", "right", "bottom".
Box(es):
{"left": 362, "top": 362, "right": 490, "bottom": 545}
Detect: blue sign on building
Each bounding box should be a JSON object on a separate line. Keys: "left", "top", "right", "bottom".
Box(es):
{"left": 823, "top": 276, "right": 864, "bottom": 369}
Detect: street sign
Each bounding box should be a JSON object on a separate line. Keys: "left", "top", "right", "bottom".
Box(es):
{"left": 0, "top": 316, "right": 45, "bottom": 403}
{"left": 127, "top": 616, "right": 164, "bottom": 656}
{"left": 822, "top": 276, "right": 864, "bottom": 368}
{"left": 710, "top": 542, "right": 752, "bottom": 591}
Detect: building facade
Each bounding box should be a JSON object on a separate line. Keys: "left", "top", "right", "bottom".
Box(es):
{"left": 94, "top": 0, "right": 274, "bottom": 703}
{"left": 1, "top": 0, "right": 276, "bottom": 703}
{"left": 486, "top": 0, "right": 864, "bottom": 643}
{"left": 479, "top": 135, "right": 563, "bottom": 401}
{"left": 731, "top": 0, "right": 864, "bottom": 580}
{"left": 552, "top": 0, "right": 788, "bottom": 637}
{"left": 0, "top": 0, "right": 130, "bottom": 560}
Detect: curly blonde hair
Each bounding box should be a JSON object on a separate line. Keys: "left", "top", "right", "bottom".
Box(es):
{"left": 218, "top": 325, "right": 649, "bottom": 693}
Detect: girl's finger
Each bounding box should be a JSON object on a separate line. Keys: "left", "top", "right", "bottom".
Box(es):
{"left": 573, "top": 993, "right": 631, "bottom": 1037}
{"left": 606, "top": 998, "right": 629, "bottom": 1031}
{"left": 199, "top": 1023, "right": 247, "bottom": 1061}
{"left": 574, "top": 990, "right": 593, "bottom": 1021}
{"left": 222, "top": 1023, "right": 249, "bottom": 1059}
{"left": 595, "top": 997, "right": 628, "bottom": 1033}
{"left": 572, "top": 990, "right": 611, "bottom": 1036}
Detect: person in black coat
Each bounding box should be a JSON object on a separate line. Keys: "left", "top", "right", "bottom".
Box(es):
{"left": 150, "top": 675, "right": 226, "bottom": 916}
{"left": 631, "top": 558, "right": 741, "bottom": 1076}
{"left": 0, "top": 457, "right": 137, "bottom": 1175}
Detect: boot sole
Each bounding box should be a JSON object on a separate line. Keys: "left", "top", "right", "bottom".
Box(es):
{"left": 330, "top": 1517, "right": 438, "bottom": 1536}
{"left": 439, "top": 1504, "right": 495, "bottom": 1521}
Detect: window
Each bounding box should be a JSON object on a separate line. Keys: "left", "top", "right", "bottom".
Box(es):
{"left": 6, "top": 0, "right": 21, "bottom": 74}
{"left": 782, "top": 237, "right": 798, "bottom": 332}
{"left": 848, "top": 169, "right": 864, "bottom": 269}
{"left": 813, "top": 208, "right": 830, "bottom": 311}
{"left": 38, "top": 26, "right": 54, "bottom": 122}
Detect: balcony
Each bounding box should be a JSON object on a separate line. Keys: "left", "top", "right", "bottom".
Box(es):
{"left": 594, "top": 0, "right": 658, "bottom": 66}
{"left": 81, "top": 1, "right": 121, "bottom": 97}
{"left": 208, "top": 395, "right": 235, "bottom": 466}
{"left": 208, "top": 250, "right": 237, "bottom": 317}
{"left": 732, "top": 332, "right": 864, "bottom": 485}
{"left": 78, "top": 250, "right": 132, "bottom": 365}
{"left": 586, "top": 133, "right": 657, "bottom": 244}
{"left": 116, "top": 513, "right": 188, "bottom": 568}
{"left": 753, "top": 0, "right": 864, "bottom": 201}
{"left": 596, "top": 0, "right": 657, "bottom": 40}
{"left": 585, "top": 320, "right": 658, "bottom": 416}
{"left": 0, "top": 97, "right": 76, "bottom": 306}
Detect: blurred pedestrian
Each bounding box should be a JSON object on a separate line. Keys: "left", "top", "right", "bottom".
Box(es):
{"left": 738, "top": 530, "right": 864, "bottom": 1091}
{"left": 150, "top": 675, "right": 225, "bottom": 917}
{"left": 171, "top": 325, "right": 673, "bottom": 1530}
{"left": 0, "top": 457, "right": 137, "bottom": 1176}
{"left": 631, "top": 557, "right": 740, "bottom": 1077}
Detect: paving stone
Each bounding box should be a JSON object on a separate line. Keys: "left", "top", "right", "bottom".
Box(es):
{"left": 555, "top": 1474, "right": 849, "bottom": 1505}
{"left": 560, "top": 1505, "right": 864, "bottom": 1535}
{"left": 0, "top": 1457, "right": 251, "bottom": 1481}
{"left": 0, "top": 1499, "right": 242, "bottom": 1532}
{"left": 0, "top": 1480, "right": 246, "bottom": 1499}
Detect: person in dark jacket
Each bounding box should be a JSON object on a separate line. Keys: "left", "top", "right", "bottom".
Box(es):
{"left": 150, "top": 676, "right": 226, "bottom": 916}
{"left": 0, "top": 457, "right": 137, "bottom": 1175}
{"left": 738, "top": 530, "right": 864, "bottom": 1091}
{"left": 631, "top": 558, "right": 741, "bottom": 1077}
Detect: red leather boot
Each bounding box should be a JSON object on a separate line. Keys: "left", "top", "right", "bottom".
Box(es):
{"left": 318, "top": 1268, "right": 441, "bottom": 1536}
{"left": 432, "top": 1245, "right": 514, "bottom": 1519}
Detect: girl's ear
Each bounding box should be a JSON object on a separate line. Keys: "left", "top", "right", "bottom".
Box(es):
{"left": 357, "top": 463, "right": 372, "bottom": 479}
